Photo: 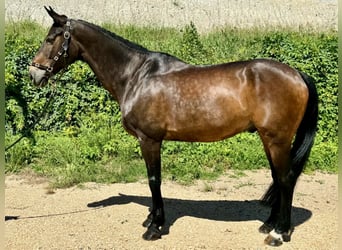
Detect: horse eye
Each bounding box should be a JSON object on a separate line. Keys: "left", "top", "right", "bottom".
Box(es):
{"left": 45, "top": 36, "right": 55, "bottom": 44}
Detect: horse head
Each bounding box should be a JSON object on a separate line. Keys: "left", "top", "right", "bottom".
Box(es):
{"left": 29, "top": 7, "right": 79, "bottom": 87}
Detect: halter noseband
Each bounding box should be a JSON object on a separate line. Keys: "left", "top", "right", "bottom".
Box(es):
{"left": 31, "top": 20, "right": 72, "bottom": 74}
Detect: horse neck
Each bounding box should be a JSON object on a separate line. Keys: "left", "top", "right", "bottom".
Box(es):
{"left": 73, "top": 21, "right": 148, "bottom": 103}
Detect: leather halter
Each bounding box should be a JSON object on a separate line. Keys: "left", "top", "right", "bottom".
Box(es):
{"left": 31, "top": 20, "right": 72, "bottom": 74}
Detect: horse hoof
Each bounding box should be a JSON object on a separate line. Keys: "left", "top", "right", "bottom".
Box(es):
{"left": 264, "top": 234, "right": 283, "bottom": 246}
{"left": 259, "top": 223, "right": 273, "bottom": 234}
{"left": 264, "top": 229, "right": 291, "bottom": 246}
{"left": 142, "top": 226, "right": 162, "bottom": 241}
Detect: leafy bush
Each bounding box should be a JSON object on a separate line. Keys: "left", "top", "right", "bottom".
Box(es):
{"left": 5, "top": 22, "right": 337, "bottom": 186}
{"left": 177, "top": 21, "right": 210, "bottom": 64}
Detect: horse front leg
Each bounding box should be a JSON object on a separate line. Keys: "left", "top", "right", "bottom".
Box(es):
{"left": 139, "top": 137, "right": 164, "bottom": 240}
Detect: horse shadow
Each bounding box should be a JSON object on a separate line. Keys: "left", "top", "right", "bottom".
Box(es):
{"left": 87, "top": 193, "right": 312, "bottom": 236}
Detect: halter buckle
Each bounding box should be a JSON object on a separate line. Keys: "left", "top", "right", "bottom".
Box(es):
{"left": 64, "top": 31, "right": 71, "bottom": 40}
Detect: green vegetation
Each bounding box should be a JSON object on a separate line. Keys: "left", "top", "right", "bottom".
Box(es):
{"left": 5, "top": 21, "right": 338, "bottom": 187}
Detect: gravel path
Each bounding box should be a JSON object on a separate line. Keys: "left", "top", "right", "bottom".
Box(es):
{"left": 5, "top": 170, "right": 337, "bottom": 249}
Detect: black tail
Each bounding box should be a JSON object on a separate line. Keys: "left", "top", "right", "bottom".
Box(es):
{"left": 262, "top": 71, "right": 318, "bottom": 205}
{"left": 290, "top": 71, "right": 318, "bottom": 175}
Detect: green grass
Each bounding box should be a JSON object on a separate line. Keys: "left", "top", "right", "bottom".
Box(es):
{"left": 6, "top": 129, "right": 336, "bottom": 188}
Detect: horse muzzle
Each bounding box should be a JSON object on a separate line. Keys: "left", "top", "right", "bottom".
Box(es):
{"left": 29, "top": 66, "right": 50, "bottom": 87}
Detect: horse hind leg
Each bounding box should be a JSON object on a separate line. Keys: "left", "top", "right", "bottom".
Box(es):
{"left": 258, "top": 131, "right": 296, "bottom": 246}
{"left": 258, "top": 142, "right": 279, "bottom": 235}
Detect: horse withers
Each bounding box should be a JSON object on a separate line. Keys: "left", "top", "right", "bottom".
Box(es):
{"left": 29, "top": 7, "right": 318, "bottom": 246}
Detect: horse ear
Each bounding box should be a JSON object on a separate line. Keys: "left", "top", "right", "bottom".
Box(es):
{"left": 44, "top": 6, "right": 68, "bottom": 25}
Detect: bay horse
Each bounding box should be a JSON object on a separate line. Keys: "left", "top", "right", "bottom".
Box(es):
{"left": 29, "top": 7, "right": 318, "bottom": 246}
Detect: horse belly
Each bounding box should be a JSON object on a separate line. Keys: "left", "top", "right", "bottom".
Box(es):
{"left": 164, "top": 102, "right": 251, "bottom": 142}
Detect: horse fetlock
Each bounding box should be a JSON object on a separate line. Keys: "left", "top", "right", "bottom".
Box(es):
{"left": 259, "top": 222, "right": 274, "bottom": 234}
{"left": 142, "top": 213, "right": 153, "bottom": 227}
{"left": 143, "top": 210, "right": 165, "bottom": 228}
{"left": 151, "top": 208, "right": 165, "bottom": 226}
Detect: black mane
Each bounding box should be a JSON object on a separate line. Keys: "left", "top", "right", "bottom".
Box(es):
{"left": 75, "top": 19, "right": 185, "bottom": 65}
{"left": 76, "top": 19, "right": 150, "bottom": 54}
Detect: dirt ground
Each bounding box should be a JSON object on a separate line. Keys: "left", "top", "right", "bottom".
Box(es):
{"left": 5, "top": 170, "right": 337, "bottom": 249}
